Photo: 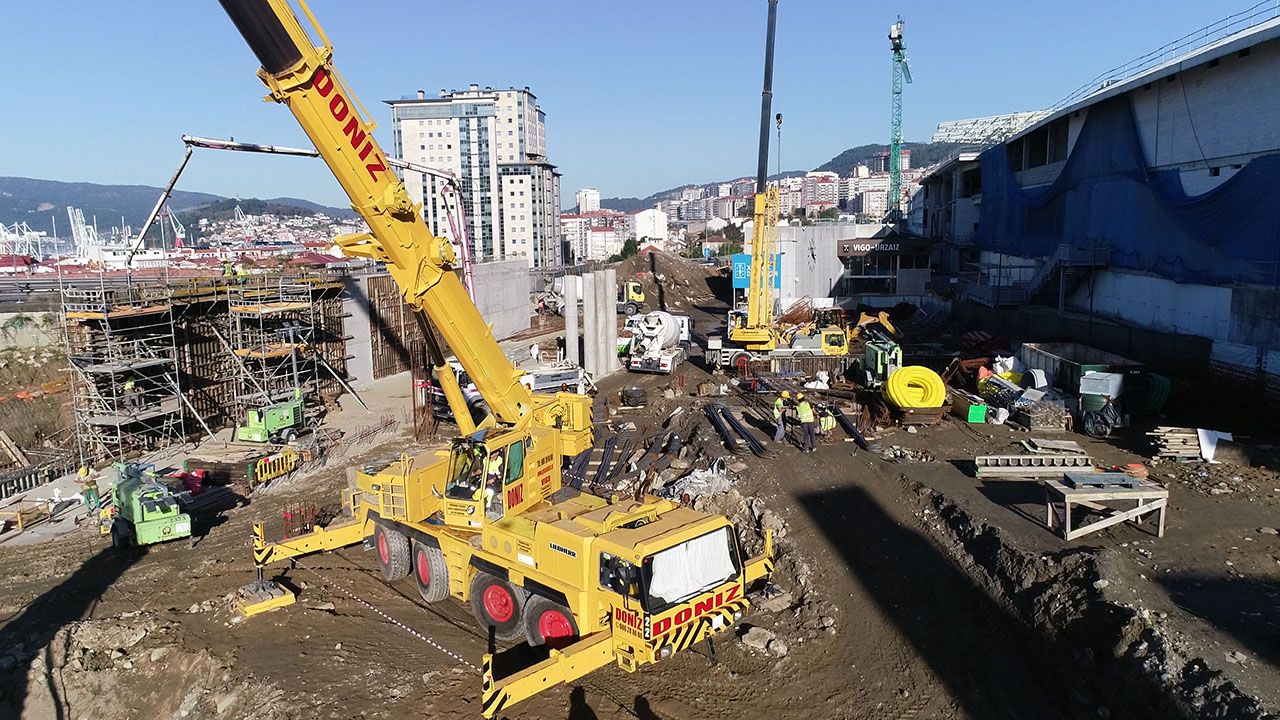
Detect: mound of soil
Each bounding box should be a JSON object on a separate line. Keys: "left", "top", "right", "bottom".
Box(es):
{"left": 614, "top": 250, "right": 723, "bottom": 313}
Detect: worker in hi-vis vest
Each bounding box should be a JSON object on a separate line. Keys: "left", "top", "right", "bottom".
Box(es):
{"left": 773, "top": 390, "right": 791, "bottom": 442}
{"left": 795, "top": 393, "right": 816, "bottom": 453}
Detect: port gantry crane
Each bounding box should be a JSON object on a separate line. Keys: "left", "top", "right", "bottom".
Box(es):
{"left": 215, "top": 0, "right": 772, "bottom": 714}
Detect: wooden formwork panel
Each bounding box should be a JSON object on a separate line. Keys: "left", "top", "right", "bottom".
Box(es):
{"left": 368, "top": 274, "right": 422, "bottom": 380}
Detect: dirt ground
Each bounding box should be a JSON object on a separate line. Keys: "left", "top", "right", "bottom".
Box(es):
{"left": 0, "top": 254, "right": 1277, "bottom": 720}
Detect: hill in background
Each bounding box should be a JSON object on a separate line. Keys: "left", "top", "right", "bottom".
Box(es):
{"left": 0, "top": 176, "right": 356, "bottom": 234}
{"left": 597, "top": 140, "right": 964, "bottom": 212}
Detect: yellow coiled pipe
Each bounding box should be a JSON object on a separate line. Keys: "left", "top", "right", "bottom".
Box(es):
{"left": 884, "top": 366, "right": 947, "bottom": 408}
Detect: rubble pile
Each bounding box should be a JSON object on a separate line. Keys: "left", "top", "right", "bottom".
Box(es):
{"left": 1, "top": 612, "right": 287, "bottom": 720}
{"left": 880, "top": 445, "right": 937, "bottom": 463}
{"left": 1162, "top": 463, "right": 1276, "bottom": 498}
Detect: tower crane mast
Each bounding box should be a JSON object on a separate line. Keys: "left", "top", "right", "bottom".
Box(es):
{"left": 887, "top": 17, "right": 912, "bottom": 222}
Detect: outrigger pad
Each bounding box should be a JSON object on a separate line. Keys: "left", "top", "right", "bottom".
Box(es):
{"left": 236, "top": 579, "right": 296, "bottom": 617}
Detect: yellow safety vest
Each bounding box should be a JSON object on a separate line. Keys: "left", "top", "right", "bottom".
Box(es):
{"left": 796, "top": 401, "right": 815, "bottom": 423}
{"left": 773, "top": 398, "right": 785, "bottom": 420}
{"left": 487, "top": 458, "right": 503, "bottom": 476}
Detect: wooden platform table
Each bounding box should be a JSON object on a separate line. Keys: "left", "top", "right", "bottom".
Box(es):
{"left": 1043, "top": 477, "right": 1168, "bottom": 541}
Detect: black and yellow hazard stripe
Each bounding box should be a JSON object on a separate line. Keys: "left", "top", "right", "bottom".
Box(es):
{"left": 251, "top": 523, "right": 273, "bottom": 566}
{"left": 762, "top": 557, "right": 775, "bottom": 575}
{"left": 480, "top": 653, "right": 510, "bottom": 718}
{"left": 253, "top": 545, "right": 273, "bottom": 565}
{"left": 653, "top": 599, "right": 749, "bottom": 655}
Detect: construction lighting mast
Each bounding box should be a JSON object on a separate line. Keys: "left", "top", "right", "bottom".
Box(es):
{"left": 887, "top": 17, "right": 912, "bottom": 222}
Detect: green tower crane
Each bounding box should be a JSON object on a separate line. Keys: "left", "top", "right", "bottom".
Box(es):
{"left": 887, "top": 17, "right": 912, "bottom": 222}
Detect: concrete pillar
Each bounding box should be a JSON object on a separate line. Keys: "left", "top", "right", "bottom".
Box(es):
{"left": 596, "top": 270, "right": 613, "bottom": 375}
{"left": 564, "top": 275, "right": 579, "bottom": 367}
{"left": 582, "top": 272, "right": 598, "bottom": 376}
{"left": 602, "top": 268, "right": 620, "bottom": 373}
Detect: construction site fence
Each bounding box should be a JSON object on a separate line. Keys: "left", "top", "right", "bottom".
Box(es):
{"left": 742, "top": 355, "right": 855, "bottom": 380}
{"left": 0, "top": 456, "right": 78, "bottom": 503}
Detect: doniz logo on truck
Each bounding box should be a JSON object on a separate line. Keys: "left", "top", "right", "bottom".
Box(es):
{"left": 647, "top": 585, "right": 742, "bottom": 639}
{"left": 614, "top": 607, "right": 644, "bottom": 636}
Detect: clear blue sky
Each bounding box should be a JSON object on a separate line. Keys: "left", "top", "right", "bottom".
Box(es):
{"left": 0, "top": 1, "right": 1249, "bottom": 207}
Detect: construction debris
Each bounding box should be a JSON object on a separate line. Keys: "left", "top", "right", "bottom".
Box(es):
{"left": 1021, "top": 438, "right": 1085, "bottom": 455}
{"left": 880, "top": 445, "right": 936, "bottom": 463}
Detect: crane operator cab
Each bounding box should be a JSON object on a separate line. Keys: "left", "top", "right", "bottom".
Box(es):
{"left": 444, "top": 432, "right": 532, "bottom": 527}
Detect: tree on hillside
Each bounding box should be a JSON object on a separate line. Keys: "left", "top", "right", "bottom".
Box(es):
{"left": 723, "top": 223, "right": 744, "bottom": 244}
{"left": 818, "top": 207, "right": 840, "bottom": 219}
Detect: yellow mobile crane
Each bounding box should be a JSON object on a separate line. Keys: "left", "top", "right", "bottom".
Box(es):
{"left": 215, "top": 0, "right": 772, "bottom": 714}
{"left": 707, "top": 0, "right": 850, "bottom": 371}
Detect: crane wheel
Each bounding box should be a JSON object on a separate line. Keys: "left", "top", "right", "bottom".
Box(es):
{"left": 413, "top": 541, "right": 449, "bottom": 603}
{"left": 623, "top": 303, "right": 638, "bottom": 316}
{"left": 469, "top": 572, "right": 526, "bottom": 642}
{"left": 374, "top": 524, "right": 411, "bottom": 581}
{"left": 523, "top": 595, "right": 579, "bottom": 650}
{"left": 730, "top": 352, "right": 751, "bottom": 376}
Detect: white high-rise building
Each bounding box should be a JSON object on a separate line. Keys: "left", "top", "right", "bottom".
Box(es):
{"left": 575, "top": 188, "right": 600, "bottom": 213}
{"left": 632, "top": 207, "right": 668, "bottom": 244}
{"left": 388, "top": 85, "right": 562, "bottom": 269}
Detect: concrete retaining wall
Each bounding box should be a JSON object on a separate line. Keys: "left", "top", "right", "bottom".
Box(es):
{"left": 472, "top": 260, "right": 532, "bottom": 341}
{"left": 0, "top": 313, "right": 60, "bottom": 350}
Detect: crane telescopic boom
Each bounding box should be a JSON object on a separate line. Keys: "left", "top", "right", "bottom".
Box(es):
{"left": 728, "top": 0, "right": 781, "bottom": 349}
{"left": 217, "top": 0, "right": 553, "bottom": 432}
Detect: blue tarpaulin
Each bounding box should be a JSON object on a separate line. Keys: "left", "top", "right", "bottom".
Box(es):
{"left": 976, "top": 96, "right": 1280, "bottom": 286}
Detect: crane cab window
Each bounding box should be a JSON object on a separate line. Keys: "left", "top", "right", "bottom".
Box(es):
{"left": 445, "top": 444, "right": 487, "bottom": 501}
{"left": 824, "top": 331, "right": 846, "bottom": 349}
{"left": 504, "top": 438, "right": 526, "bottom": 486}
{"left": 479, "top": 446, "right": 508, "bottom": 521}
{"left": 599, "top": 552, "right": 641, "bottom": 598}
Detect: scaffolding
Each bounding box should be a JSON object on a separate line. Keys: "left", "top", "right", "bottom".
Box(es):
{"left": 62, "top": 283, "right": 187, "bottom": 462}
{"left": 227, "top": 276, "right": 347, "bottom": 421}
{"left": 61, "top": 271, "right": 349, "bottom": 461}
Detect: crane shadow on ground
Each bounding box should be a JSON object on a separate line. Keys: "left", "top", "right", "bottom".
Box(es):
{"left": 1156, "top": 573, "right": 1280, "bottom": 669}
{"left": 797, "top": 485, "right": 1075, "bottom": 719}
{"left": 0, "top": 543, "right": 146, "bottom": 719}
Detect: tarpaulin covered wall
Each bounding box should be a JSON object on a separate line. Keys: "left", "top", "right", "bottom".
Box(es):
{"left": 977, "top": 96, "right": 1280, "bottom": 285}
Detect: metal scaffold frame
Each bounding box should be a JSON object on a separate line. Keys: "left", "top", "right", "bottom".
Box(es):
{"left": 62, "top": 279, "right": 187, "bottom": 463}
{"left": 227, "top": 275, "right": 346, "bottom": 419}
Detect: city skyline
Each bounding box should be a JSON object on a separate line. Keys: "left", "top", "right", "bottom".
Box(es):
{"left": 0, "top": 1, "right": 1247, "bottom": 207}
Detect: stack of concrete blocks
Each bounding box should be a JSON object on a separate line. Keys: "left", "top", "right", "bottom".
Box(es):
{"left": 565, "top": 270, "right": 620, "bottom": 378}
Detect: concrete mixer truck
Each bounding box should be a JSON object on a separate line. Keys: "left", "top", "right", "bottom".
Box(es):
{"left": 627, "top": 311, "right": 692, "bottom": 374}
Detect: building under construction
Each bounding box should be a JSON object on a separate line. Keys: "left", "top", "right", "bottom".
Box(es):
{"left": 62, "top": 273, "right": 348, "bottom": 462}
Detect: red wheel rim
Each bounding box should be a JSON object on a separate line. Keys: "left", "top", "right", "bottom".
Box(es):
{"left": 734, "top": 354, "right": 749, "bottom": 374}
{"left": 482, "top": 585, "right": 514, "bottom": 623}
{"left": 377, "top": 532, "right": 389, "bottom": 564}
{"left": 416, "top": 549, "right": 430, "bottom": 585}
{"left": 538, "top": 609, "right": 574, "bottom": 647}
